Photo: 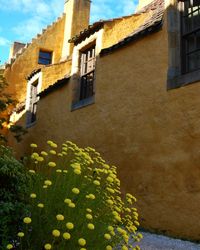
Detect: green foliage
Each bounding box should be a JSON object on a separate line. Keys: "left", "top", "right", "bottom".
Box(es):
{"left": 0, "top": 145, "right": 30, "bottom": 249}
{"left": 7, "top": 141, "right": 142, "bottom": 250}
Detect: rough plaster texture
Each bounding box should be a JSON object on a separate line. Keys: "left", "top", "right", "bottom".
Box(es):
{"left": 41, "top": 60, "right": 71, "bottom": 91}
{"left": 4, "top": 15, "right": 66, "bottom": 102}
{"left": 102, "top": 12, "right": 150, "bottom": 49}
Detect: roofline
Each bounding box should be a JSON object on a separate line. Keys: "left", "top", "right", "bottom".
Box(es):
{"left": 100, "top": 19, "right": 163, "bottom": 57}
{"left": 38, "top": 76, "right": 70, "bottom": 98}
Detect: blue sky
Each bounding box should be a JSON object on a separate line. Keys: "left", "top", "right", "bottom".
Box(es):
{"left": 0, "top": 0, "right": 138, "bottom": 64}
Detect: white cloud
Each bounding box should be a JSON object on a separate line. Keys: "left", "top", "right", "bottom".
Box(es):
{"left": 2, "top": 0, "right": 139, "bottom": 43}
{"left": 0, "top": 37, "right": 10, "bottom": 46}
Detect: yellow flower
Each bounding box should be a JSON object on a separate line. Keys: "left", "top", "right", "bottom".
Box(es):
{"left": 108, "top": 226, "right": 114, "bottom": 231}
{"left": 44, "top": 180, "right": 52, "bottom": 186}
{"left": 56, "top": 214, "right": 64, "bottom": 221}
{"left": 86, "top": 214, "right": 93, "bottom": 220}
{"left": 104, "top": 233, "right": 111, "bottom": 240}
{"left": 44, "top": 244, "right": 52, "bottom": 249}
{"left": 63, "top": 170, "right": 68, "bottom": 173}
{"left": 52, "top": 229, "right": 60, "bottom": 237}
{"left": 30, "top": 143, "right": 37, "bottom": 148}
{"left": 64, "top": 198, "right": 71, "bottom": 204}
{"left": 122, "top": 246, "right": 128, "bottom": 250}
{"left": 63, "top": 232, "right": 71, "bottom": 240}
{"left": 31, "top": 152, "right": 39, "bottom": 159}
{"left": 68, "top": 202, "right": 75, "bottom": 208}
{"left": 86, "top": 208, "right": 92, "bottom": 213}
{"left": 106, "top": 177, "right": 114, "bottom": 183}
{"left": 78, "top": 238, "right": 86, "bottom": 246}
{"left": 50, "top": 150, "right": 56, "bottom": 155}
{"left": 48, "top": 162, "right": 56, "bottom": 168}
{"left": 6, "top": 244, "right": 13, "bottom": 249}
{"left": 37, "top": 156, "right": 44, "bottom": 162}
{"left": 72, "top": 187, "right": 80, "bottom": 194}
{"left": 37, "top": 203, "right": 44, "bottom": 208}
{"left": 93, "top": 180, "right": 100, "bottom": 186}
{"left": 29, "top": 169, "right": 35, "bottom": 174}
{"left": 23, "top": 217, "right": 32, "bottom": 224}
{"left": 88, "top": 194, "right": 95, "bottom": 200}
{"left": 56, "top": 169, "right": 62, "bottom": 173}
{"left": 87, "top": 223, "right": 95, "bottom": 230}
{"left": 47, "top": 140, "right": 53, "bottom": 145}
{"left": 80, "top": 249, "right": 87, "bottom": 250}
{"left": 74, "top": 169, "right": 81, "bottom": 175}
{"left": 58, "top": 153, "right": 63, "bottom": 157}
{"left": 106, "top": 246, "right": 113, "bottom": 250}
{"left": 30, "top": 193, "right": 36, "bottom": 199}
{"left": 41, "top": 151, "right": 48, "bottom": 156}
{"left": 43, "top": 185, "right": 48, "bottom": 189}
{"left": 17, "top": 232, "right": 24, "bottom": 237}
{"left": 51, "top": 143, "right": 57, "bottom": 148}
{"left": 106, "top": 199, "right": 114, "bottom": 205}
{"left": 66, "top": 222, "right": 74, "bottom": 230}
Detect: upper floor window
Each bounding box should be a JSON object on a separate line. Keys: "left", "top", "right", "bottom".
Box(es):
{"left": 38, "top": 50, "right": 52, "bottom": 65}
{"left": 181, "top": 0, "right": 200, "bottom": 73}
{"left": 79, "top": 44, "right": 96, "bottom": 100}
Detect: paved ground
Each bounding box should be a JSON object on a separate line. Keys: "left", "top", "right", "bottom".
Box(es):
{"left": 136, "top": 232, "right": 200, "bottom": 250}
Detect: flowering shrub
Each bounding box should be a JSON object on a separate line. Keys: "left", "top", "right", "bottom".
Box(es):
{"left": 0, "top": 145, "right": 30, "bottom": 249}
{"left": 7, "top": 141, "right": 142, "bottom": 250}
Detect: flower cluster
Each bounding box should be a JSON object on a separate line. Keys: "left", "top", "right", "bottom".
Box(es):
{"left": 7, "top": 140, "right": 142, "bottom": 250}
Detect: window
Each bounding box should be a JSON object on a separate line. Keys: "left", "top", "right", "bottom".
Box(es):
{"left": 79, "top": 45, "right": 96, "bottom": 100}
{"left": 38, "top": 50, "right": 52, "bottom": 65}
{"left": 27, "top": 80, "right": 39, "bottom": 125}
{"left": 181, "top": 0, "right": 200, "bottom": 73}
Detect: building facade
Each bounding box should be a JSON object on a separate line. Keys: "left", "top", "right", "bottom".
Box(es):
{"left": 3, "top": 0, "right": 200, "bottom": 241}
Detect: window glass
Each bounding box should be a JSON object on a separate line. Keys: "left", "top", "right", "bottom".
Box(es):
{"left": 38, "top": 50, "right": 52, "bottom": 65}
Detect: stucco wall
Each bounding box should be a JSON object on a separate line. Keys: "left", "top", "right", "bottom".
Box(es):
{"left": 102, "top": 12, "right": 150, "bottom": 49}
{"left": 4, "top": 15, "right": 66, "bottom": 103}
{"left": 41, "top": 60, "right": 71, "bottom": 91}
{"left": 9, "top": 14, "right": 200, "bottom": 240}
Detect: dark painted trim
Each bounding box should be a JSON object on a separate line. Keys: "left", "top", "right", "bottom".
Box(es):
{"left": 71, "top": 96, "right": 95, "bottom": 111}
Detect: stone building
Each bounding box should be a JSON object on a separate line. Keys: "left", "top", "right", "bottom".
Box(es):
{"left": 3, "top": 0, "right": 200, "bottom": 241}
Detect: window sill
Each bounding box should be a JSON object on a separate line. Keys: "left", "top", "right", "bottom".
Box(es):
{"left": 167, "top": 69, "right": 200, "bottom": 90}
{"left": 71, "top": 96, "right": 95, "bottom": 111}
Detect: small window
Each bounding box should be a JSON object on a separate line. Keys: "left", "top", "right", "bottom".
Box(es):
{"left": 181, "top": 0, "right": 200, "bottom": 73}
{"left": 38, "top": 50, "right": 52, "bottom": 65}
{"left": 79, "top": 45, "right": 96, "bottom": 100}
{"left": 26, "top": 80, "right": 39, "bottom": 126}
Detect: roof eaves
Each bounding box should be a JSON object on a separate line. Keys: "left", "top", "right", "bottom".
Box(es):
{"left": 39, "top": 76, "right": 70, "bottom": 98}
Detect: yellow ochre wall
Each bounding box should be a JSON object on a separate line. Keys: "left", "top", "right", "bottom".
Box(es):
{"left": 4, "top": 14, "right": 66, "bottom": 103}
{"left": 9, "top": 11, "right": 200, "bottom": 240}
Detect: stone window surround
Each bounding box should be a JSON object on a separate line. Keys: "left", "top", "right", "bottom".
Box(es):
{"left": 71, "top": 28, "right": 104, "bottom": 111}
{"left": 25, "top": 71, "right": 42, "bottom": 128}
{"left": 167, "top": 0, "right": 200, "bottom": 90}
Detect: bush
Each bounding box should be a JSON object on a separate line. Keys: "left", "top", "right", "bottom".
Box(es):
{"left": 0, "top": 145, "right": 30, "bottom": 249}
{"left": 7, "top": 141, "right": 142, "bottom": 250}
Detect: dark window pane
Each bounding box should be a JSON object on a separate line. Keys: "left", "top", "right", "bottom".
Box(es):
{"left": 38, "top": 50, "right": 52, "bottom": 65}
{"left": 187, "top": 51, "right": 200, "bottom": 71}
{"left": 186, "top": 34, "right": 196, "bottom": 52}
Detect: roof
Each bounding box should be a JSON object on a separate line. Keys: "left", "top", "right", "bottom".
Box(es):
{"left": 100, "top": 0, "right": 164, "bottom": 56}
{"left": 69, "top": 0, "right": 164, "bottom": 46}
{"left": 38, "top": 76, "right": 70, "bottom": 98}
{"left": 26, "top": 68, "right": 41, "bottom": 80}
{"left": 69, "top": 13, "right": 141, "bottom": 45}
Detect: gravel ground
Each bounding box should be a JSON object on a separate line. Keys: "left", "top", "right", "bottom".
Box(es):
{"left": 136, "top": 232, "right": 200, "bottom": 250}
